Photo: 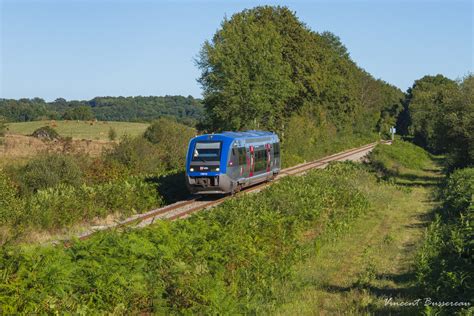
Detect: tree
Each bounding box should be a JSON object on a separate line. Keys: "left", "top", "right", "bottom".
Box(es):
{"left": 198, "top": 7, "right": 296, "bottom": 131}
{"left": 62, "top": 106, "right": 94, "bottom": 121}
{"left": 197, "top": 6, "right": 403, "bottom": 136}
{"left": 404, "top": 75, "right": 458, "bottom": 152}
{"left": 438, "top": 75, "right": 474, "bottom": 168}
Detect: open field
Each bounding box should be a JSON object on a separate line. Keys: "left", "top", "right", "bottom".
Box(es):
{"left": 0, "top": 134, "right": 113, "bottom": 167}
{"left": 6, "top": 120, "right": 149, "bottom": 140}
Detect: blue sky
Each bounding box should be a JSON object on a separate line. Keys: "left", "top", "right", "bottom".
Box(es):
{"left": 1, "top": 0, "right": 472, "bottom": 101}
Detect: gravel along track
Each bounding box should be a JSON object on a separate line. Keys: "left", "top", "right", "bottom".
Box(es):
{"left": 69, "top": 141, "right": 388, "bottom": 244}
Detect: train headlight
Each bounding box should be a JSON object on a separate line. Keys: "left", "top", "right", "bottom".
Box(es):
{"left": 190, "top": 168, "right": 194, "bottom": 172}
{"left": 216, "top": 167, "right": 220, "bottom": 172}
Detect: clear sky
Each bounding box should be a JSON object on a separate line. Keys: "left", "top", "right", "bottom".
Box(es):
{"left": 1, "top": 0, "right": 472, "bottom": 101}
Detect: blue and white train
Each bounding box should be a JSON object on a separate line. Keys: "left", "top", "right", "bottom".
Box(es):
{"left": 185, "top": 131, "right": 281, "bottom": 194}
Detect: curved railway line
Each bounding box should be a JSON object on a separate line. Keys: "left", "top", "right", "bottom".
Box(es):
{"left": 71, "top": 141, "right": 388, "bottom": 244}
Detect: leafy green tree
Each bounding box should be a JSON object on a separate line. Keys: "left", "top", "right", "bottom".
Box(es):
{"left": 197, "top": 6, "right": 402, "bottom": 137}
{"left": 62, "top": 105, "right": 95, "bottom": 121}
{"left": 438, "top": 75, "right": 474, "bottom": 168}
{"left": 198, "top": 7, "right": 296, "bottom": 131}
{"left": 404, "top": 75, "right": 457, "bottom": 152}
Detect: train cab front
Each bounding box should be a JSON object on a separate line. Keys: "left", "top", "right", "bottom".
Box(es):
{"left": 185, "top": 138, "right": 231, "bottom": 194}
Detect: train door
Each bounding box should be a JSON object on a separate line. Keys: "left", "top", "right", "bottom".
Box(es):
{"left": 266, "top": 144, "right": 271, "bottom": 172}
{"left": 249, "top": 145, "right": 255, "bottom": 177}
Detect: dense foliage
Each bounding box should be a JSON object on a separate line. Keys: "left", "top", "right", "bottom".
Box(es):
{"left": 143, "top": 118, "right": 196, "bottom": 169}
{"left": 0, "top": 162, "right": 371, "bottom": 314}
{"left": 415, "top": 168, "right": 473, "bottom": 314}
{"left": 0, "top": 118, "right": 6, "bottom": 137}
{"left": 0, "top": 95, "right": 203, "bottom": 126}
{"left": 398, "top": 74, "right": 473, "bottom": 169}
{"left": 14, "top": 154, "right": 84, "bottom": 194}
{"left": 0, "top": 118, "right": 194, "bottom": 238}
{"left": 31, "top": 126, "right": 60, "bottom": 140}
{"left": 198, "top": 6, "right": 403, "bottom": 140}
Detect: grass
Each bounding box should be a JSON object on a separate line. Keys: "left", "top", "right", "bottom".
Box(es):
{"left": 6, "top": 120, "right": 149, "bottom": 140}
{"left": 269, "top": 142, "right": 446, "bottom": 315}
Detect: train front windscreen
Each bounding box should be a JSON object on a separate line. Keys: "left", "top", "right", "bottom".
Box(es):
{"left": 192, "top": 142, "right": 222, "bottom": 162}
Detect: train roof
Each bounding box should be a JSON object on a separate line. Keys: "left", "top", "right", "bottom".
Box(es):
{"left": 193, "top": 130, "right": 277, "bottom": 141}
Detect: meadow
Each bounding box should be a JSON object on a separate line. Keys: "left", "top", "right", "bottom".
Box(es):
{"left": 6, "top": 120, "right": 149, "bottom": 140}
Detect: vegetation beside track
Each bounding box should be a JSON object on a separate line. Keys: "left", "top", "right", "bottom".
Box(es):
{"left": 414, "top": 168, "right": 473, "bottom": 315}
{"left": 271, "top": 141, "right": 472, "bottom": 315}
{"left": 0, "top": 161, "right": 373, "bottom": 314}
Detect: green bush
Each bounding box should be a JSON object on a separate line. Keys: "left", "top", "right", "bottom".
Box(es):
{"left": 0, "top": 170, "right": 23, "bottom": 226}
{"left": 31, "top": 126, "right": 60, "bottom": 140}
{"left": 105, "top": 135, "right": 164, "bottom": 175}
{"left": 368, "top": 140, "right": 431, "bottom": 174}
{"left": 0, "top": 117, "right": 6, "bottom": 137}
{"left": 0, "top": 162, "right": 370, "bottom": 314}
{"left": 108, "top": 127, "right": 117, "bottom": 141}
{"left": 415, "top": 168, "right": 473, "bottom": 314}
{"left": 442, "top": 168, "right": 474, "bottom": 214}
{"left": 144, "top": 118, "right": 196, "bottom": 170}
{"left": 15, "top": 154, "right": 83, "bottom": 194}
{"left": 25, "top": 177, "right": 162, "bottom": 230}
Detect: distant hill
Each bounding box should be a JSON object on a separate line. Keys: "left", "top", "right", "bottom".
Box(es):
{"left": 0, "top": 95, "right": 203, "bottom": 126}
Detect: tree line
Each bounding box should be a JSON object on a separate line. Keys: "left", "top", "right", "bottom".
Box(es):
{"left": 0, "top": 95, "right": 204, "bottom": 126}
{"left": 397, "top": 74, "right": 473, "bottom": 169}
{"left": 197, "top": 6, "right": 404, "bottom": 139}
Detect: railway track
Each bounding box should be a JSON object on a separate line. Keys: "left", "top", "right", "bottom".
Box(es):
{"left": 71, "top": 140, "right": 387, "bottom": 244}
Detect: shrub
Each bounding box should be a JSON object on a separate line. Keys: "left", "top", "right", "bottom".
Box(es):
{"left": 16, "top": 154, "right": 83, "bottom": 194}
{"left": 0, "top": 117, "right": 6, "bottom": 137}
{"left": 105, "top": 135, "right": 164, "bottom": 175}
{"left": 31, "top": 126, "right": 60, "bottom": 140}
{"left": 26, "top": 177, "right": 161, "bottom": 230}
{"left": 0, "top": 170, "right": 22, "bottom": 226}
{"left": 108, "top": 127, "right": 117, "bottom": 141}
{"left": 415, "top": 168, "right": 473, "bottom": 314}
{"left": 442, "top": 168, "right": 474, "bottom": 214}
{"left": 144, "top": 118, "right": 195, "bottom": 170}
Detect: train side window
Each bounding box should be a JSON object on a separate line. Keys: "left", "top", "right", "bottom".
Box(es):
{"left": 274, "top": 143, "right": 280, "bottom": 157}
{"left": 230, "top": 147, "right": 239, "bottom": 166}
{"left": 238, "top": 148, "right": 246, "bottom": 165}
{"left": 254, "top": 147, "right": 266, "bottom": 172}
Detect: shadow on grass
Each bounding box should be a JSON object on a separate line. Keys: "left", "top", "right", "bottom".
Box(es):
{"left": 392, "top": 171, "right": 443, "bottom": 188}
{"left": 322, "top": 270, "right": 421, "bottom": 315}
{"left": 146, "top": 171, "right": 191, "bottom": 204}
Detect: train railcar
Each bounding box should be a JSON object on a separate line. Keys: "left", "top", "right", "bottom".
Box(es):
{"left": 185, "top": 131, "right": 281, "bottom": 194}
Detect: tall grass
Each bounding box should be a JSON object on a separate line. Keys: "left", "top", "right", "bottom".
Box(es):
{"left": 415, "top": 168, "right": 473, "bottom": 315}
